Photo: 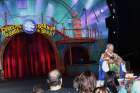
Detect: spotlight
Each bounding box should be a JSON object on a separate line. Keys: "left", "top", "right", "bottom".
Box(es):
{"left": 110, "top": 4, "right": 113, "bottom": 7}
{"left": 107, "top": 0, "right": 118, "bottom": 15}
{"left": 113, "top": 8, "right": 116, "bottom": 13}
{"left": 112, "top": 16, "right": 114, "bottom": 19}
{"left": 113, "top": 31, "right": 116, "bottom": 34}
{"left": 100, "top": 9, "right": 104, "bottom": 13}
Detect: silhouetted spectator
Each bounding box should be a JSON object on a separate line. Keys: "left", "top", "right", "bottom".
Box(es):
{"left": 104, "top": 71, "right": 119, "bottom": 93}
{"left": 46, "top": 69, "right": 78, "bottom": 93}
{"left": 73, "top": 71, "right": 97, "bottom": 93}
{"left": 32, "top": 84, "right": 45, "bottom": 93}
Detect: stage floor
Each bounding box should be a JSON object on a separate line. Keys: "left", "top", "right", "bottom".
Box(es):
{"left": 0, "top": 76, "right": 75, "bottom": 93}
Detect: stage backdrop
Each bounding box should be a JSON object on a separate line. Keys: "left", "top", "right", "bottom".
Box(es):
{"left": 3, "top": 32, "right": 55, "bottom": 79}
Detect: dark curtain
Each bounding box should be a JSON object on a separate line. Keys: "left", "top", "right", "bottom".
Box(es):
{"left": 64, "top": 47, "right": 89, "bottom": 65}
{"left": 3, "top": 32, "right": 55, "bottom": 79}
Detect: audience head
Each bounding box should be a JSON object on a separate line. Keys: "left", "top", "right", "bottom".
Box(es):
{"left": 106, "top": 71, "right": 116, "bottom": 79}
{"left": 47, "top": 69, "right": 62, "bottom": 88}
{"left": 104, "top": 71, "right": 119, "bottom": 93}
{"left": 105, "top": 71, "right": 119, "bottom": 85}
{"left": 94, "top": 87, "right": 109, "bottom": 93}
{"left": 73, "top": 75, "right": 81, "bottom": 91}
{"left": 32, "top": 84, "right": 44, "bottom": 93}
{"left": 73, "top": 71, "right": 97, "bottom": 93}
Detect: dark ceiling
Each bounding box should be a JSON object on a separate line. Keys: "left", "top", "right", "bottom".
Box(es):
{"left": 114, "top": 0, "right": 140, "bottom": 72}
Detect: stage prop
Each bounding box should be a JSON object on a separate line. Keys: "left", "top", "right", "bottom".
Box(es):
{"left": 0, "top": 0, "right": 111, "bottom": 79}
{"left": 0, "top": 21, "right": 98, "bottom": 79}
{"left": 0, "top": 22, "right": 60, "bottom": 79}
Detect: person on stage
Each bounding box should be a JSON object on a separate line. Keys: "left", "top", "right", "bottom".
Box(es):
{"left": 98, "top": 43, "right": 127, "bottom": 80}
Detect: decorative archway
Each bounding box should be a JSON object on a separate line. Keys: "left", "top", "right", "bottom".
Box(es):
{"left": 2, "top": 32, "right": 60, "bottom": 79}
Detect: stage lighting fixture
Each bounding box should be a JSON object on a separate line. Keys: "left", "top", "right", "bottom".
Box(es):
{"left": 106, "top": 0, "right": 117, "bottom": 15}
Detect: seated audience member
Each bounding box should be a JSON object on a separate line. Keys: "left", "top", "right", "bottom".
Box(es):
{"left": 46, "top": 69, "right": 78, "bottom": 93}
{"left": 104, "top": 71, "right": 119, "bottom": 93}
{"left": 131, "top": 80, "right": 140, "bottom": 93}
{"left": 73, "top": 71, "right": 97, "bottom": 93}
{"left": 94, "top": 87, "right": 109, "bottom": 93}
{"left": 104, "top": 71, "right": 127, "bottom": 93}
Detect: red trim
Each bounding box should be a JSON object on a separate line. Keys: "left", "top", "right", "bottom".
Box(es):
{"left": 56, "top": 38, "right": 96, "bottom": 45}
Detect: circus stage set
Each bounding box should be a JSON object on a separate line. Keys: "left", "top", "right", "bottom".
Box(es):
{"left": 0, "top": 0, "right": 112, "bottom": 79}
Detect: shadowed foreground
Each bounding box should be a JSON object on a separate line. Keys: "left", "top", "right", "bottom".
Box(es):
{"left": 0, "top": 76, "right": 74, "bottom": 93}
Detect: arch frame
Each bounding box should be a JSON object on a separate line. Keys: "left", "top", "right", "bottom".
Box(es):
{"left": 0, "top": 32, "right": 61, "bottom": 78}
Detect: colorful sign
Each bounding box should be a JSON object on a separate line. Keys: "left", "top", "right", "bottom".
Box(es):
{"left": 0, "top": 25, "right": 22, "bottom": 38}
{"left": 37, "top": 24, "right": 55, "bottom": 36}
{"left": 0, "top": 24, "right": 55, "bottom": 38}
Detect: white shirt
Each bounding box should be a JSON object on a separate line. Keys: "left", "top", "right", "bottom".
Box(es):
{"left": 102, "top": 60, "right": 109, "bottom": 72}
